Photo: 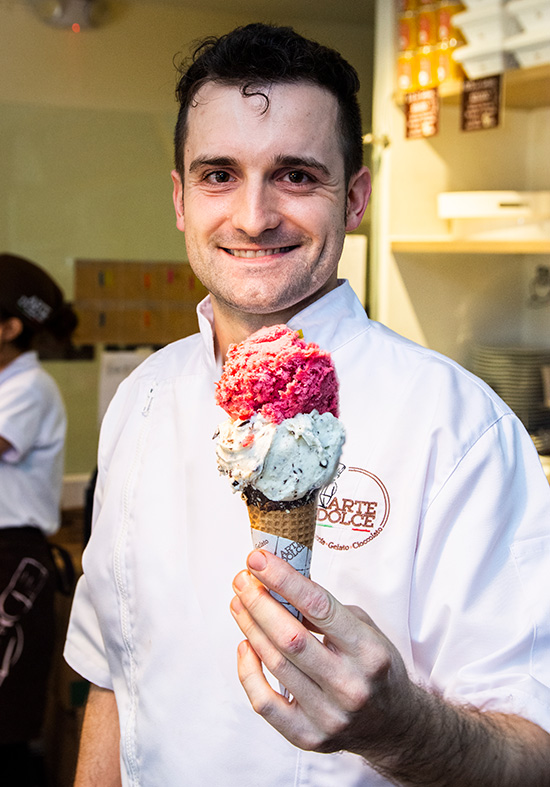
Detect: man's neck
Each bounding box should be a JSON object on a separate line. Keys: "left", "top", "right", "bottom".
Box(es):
{"left": 213, "top": 309, "right": 286, "bottom": 363}
{"left": 210, "top": 282, "right": 340, "bottom": 361}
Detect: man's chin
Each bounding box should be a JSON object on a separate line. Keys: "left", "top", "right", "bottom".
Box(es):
{"left": 222, "top": 291, "right": 327, "bottom": 322}
{"left": 211, "top": 272, "right": 338, "bottom": 320}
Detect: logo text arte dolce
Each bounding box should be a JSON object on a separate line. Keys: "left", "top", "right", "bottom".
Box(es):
{"left": 316, "top": 466, "right": 390, "bottom": 550}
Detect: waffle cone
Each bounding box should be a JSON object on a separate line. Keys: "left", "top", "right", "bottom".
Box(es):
{"left": 247, "top": 494, "right": 318, "bottom": 550}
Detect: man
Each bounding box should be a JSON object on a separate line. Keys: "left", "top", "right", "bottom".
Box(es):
{"left": 66, "top": 24, "right": 550, "bottom": 786}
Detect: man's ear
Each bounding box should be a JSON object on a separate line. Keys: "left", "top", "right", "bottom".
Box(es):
{"left": 171, "top": 169, "right": 185, "bottom": 232}
{"left": 0, "top": 317, "right": 24, "bottom": 344}
{"left": 345, "top": 166, "right": 372, "bottom": 232}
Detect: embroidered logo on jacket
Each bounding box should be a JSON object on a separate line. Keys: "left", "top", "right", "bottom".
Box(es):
{"left": 315, "top": 465, "right": 390, "bottom": 550}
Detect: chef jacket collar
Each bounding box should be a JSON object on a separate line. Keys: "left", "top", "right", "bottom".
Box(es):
{"left": 196, "top": 279, "right": 370, "bottom": 374}
{"left": 196, "top": 296, "right": 221, "bottom": 377}
{"left": 288, "top": 280, "right": 371, "bottom": 352}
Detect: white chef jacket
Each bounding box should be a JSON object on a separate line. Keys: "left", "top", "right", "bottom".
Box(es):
{"left": 65, "top": 282, "right": 550, "bottom": 786}
{"left": 0, "top": 351, "right": 65, "bottom": 535}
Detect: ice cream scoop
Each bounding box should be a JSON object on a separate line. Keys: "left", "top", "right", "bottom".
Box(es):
{"left": 215, "top": 411, "right": 344, "bottom": 502}
{"left": 215, "top": 323, "right": 339, "bottom": 424}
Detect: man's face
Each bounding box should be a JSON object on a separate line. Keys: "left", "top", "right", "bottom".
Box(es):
{"left": 172, "top": 81, "right": 370, "bottom": 322}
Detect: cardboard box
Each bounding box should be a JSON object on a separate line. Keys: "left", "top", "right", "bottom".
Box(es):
{"left": 75, "top": 260, "right": 207, "bottom": 303}
{"left": 74, "top": 304, "right": 201, "bottom": 345}
{"left": 73, "top": 260, "right": 208, "bottom": 345}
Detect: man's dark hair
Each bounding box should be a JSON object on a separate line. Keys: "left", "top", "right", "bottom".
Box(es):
{"left": 174, "top": 23, "right": 364, "bottom": 184}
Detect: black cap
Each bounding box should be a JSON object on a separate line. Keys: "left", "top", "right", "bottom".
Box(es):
{"left": 0, "top": 253, "right": 64, "bottom": 330}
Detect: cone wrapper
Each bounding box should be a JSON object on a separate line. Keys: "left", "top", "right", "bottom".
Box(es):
{"left": 247, "top": 493, "right": 318, "bottom": 620}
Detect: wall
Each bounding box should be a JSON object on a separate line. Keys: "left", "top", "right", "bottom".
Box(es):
{"left": 0, "top": 0, "right": 374, "bottom": 475}
{"left": 375, "top": 95, "right": 550, "bottom": 368}
{"left": 522, "top": 106, "right": 550, "bottom": 348}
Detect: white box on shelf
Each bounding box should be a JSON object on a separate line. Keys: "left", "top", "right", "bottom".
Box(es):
{"left": 505, "top": 28, "right": 550, "bottom": 67}
{"left": 452, "top": 41, "right": 516, "bottom": 77}
{"left": 437, "top": 191, "right": 550, "bottom": 239}
{"left": 453, "top": 5, "right": 520, "bottom": 46}
{"left": 506, "top": 0, "right": 550, "bottom": 32}
{"left": 438, "top": 191, "right": 550, "bottom": 218}
{"left": 460, "top": 0, "right": 504, "bottom": 8}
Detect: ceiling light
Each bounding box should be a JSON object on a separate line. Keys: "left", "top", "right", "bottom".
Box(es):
{"left": 28, "top": 0, "right": 110, "bottom": 29}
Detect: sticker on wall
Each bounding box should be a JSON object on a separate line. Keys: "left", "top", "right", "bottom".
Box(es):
{"left": 461, "top": 75, "right": 501, "bottom": 132}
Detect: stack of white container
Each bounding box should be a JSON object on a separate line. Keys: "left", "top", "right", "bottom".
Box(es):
{"left": 505, "top": 0, "right": 550, "bottom": 69}
{"left": 452, "top": 0, "right": 550, "bottom": 78}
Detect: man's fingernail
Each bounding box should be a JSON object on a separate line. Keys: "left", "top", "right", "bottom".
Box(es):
{"left": 230, "top": 596, "right": 243, "bottom": 614}
{"left": 233, "top": 570, "right": 251, "bottom": 591}
{"left": 237, "top": 640, "right": 249, "bottom": 657}
{"left": 248, "top": 550, "right": 267, "bottom": 571}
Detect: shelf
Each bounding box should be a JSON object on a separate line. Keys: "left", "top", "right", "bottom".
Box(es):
{"left": 397, "top": 63, "right": 550, "bottom": 110}
{"left": 442, "top": 63, "right": 550, "bottom": 109}
{"left": 391, "top": 238, "right": 550, "bottom": 254}
{"left": 502, "top": 63, "right": 550, "bottom": 109}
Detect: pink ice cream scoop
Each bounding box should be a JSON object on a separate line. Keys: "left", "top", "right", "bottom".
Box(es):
{"left": 215, "top": 324, "right": 339, "bottom": 424}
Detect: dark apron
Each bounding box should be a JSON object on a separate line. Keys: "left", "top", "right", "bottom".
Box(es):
{"left": 0, "top": 526, "right": 56, "bottom": 743}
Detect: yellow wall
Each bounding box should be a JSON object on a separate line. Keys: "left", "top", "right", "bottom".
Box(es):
{"left": 0, "top": 1, "right": 374, "bottom": 475}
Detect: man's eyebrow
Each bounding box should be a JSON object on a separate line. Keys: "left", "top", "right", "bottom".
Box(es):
{"left": 188, "top": 156, "right": 238, "bottom": 174}
{"left": 274, "top": 155, "right": 330, "bottom": 177}
{"left": 187, "top": 154, "right": 331, "bottom": 177}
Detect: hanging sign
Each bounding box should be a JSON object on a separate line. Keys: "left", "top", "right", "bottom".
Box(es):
{"left": 404, "top": 88, "right": 439, "bottom": 139}
{"left": 461, "top": 75, "right": 501, "bottom": 132}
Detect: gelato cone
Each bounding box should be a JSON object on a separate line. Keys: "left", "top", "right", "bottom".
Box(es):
{"left": 214, "top": 324, "right": 345, "bottom": 614}
{"left": 244, "top": 487, "right": 319, "bottom": 616}
{"left": 245, "top": 490, "right": 318, "bottom": 551}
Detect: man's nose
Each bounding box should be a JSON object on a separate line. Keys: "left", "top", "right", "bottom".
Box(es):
{"left": 231, "top": 180, "right": 280, "bottom": 237}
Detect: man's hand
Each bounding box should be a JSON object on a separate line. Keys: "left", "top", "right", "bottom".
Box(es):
{"left": 230, "top": 549, "right": 550, "bottom": 786}
{"left": 230, "top": 548, "right": 414, "bottom": 754}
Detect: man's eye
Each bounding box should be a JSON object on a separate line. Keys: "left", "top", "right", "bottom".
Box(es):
{"left": 205, "top": 171, "right": 231, "bottom": 183}
{"left": 286, "top": 171, "right": 310, "bottom": 184}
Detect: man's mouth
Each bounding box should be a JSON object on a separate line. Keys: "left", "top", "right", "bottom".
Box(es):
{"left": 223, "top": 246, "right": 297, "bottom": 258}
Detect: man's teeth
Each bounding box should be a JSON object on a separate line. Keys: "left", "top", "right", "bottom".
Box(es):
{"left": 227, "top": 247, "right": 293, "bottom": 258}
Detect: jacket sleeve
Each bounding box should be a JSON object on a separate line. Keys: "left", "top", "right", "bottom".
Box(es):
{"left": 410, "top": 411, "right": 550, "bottom": 732}
{"left": 64, "top": 572, "right": 114, "bottom": 689}
{"left": 0, "top": 374, "right": 46, "bottom": 462}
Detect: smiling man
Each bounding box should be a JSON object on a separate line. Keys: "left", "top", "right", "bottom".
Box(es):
{"left": 66, "top": 23, "right": 550, "bottom": 787}
{"left": 172, "top": 79, "right": 370, "bottom": 358}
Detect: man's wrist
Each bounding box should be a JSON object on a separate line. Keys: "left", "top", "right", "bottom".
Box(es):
{"left": 350, "top": 684, "right": 548, "bottom": 787}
